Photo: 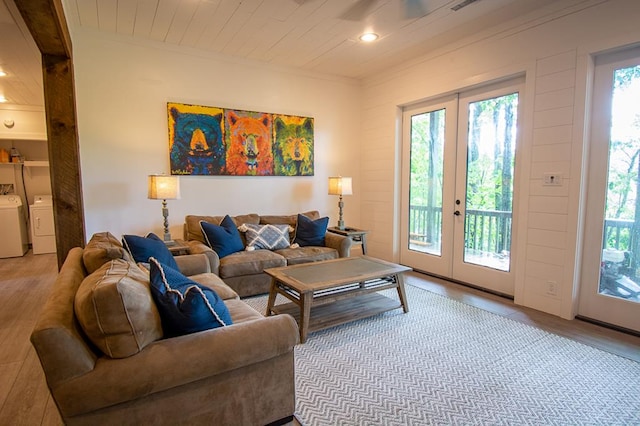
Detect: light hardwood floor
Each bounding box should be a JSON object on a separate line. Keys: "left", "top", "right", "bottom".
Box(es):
{"left": 1, "top": 251, "right": 638, "bottom": 425}
{"left": 0, "top": 251, "right": 62, "bottom": 425}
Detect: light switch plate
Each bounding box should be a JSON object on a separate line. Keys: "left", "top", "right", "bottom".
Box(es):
{"left": 543, "top": 173, "right": 562, "bottom": 186}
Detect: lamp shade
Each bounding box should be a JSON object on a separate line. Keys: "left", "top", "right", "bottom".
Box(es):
{"left": 328, "top": 176, "right": 353, "bottom": 196}
{"left": 148, "top": 175, "right": 181, "bottom": 200}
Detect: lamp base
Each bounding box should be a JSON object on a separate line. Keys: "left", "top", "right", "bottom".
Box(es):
{"left": 337, "top": 196, "right": 347, "bottom": 231}
{"left": 163, "top": 230, "right": 175, "bottom": 246}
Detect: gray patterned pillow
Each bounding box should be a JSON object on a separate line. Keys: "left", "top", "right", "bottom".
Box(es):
{"left": 240, "top": 223, "right": 292, "bottom": 250}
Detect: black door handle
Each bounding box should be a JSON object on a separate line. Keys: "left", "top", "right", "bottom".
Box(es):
{"left": 454, "top": 210, "right": 460, "bottom": 216}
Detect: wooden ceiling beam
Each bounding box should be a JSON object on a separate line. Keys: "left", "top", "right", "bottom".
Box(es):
{"left": 13, "top": 0, "right": 85, "bottom": 269}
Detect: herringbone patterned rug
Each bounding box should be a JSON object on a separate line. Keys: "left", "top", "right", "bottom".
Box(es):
{"left": 243, "top": 285, "right": 640, "bottom": 425}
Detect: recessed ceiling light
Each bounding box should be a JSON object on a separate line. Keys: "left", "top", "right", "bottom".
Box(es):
{"left": 0, "top": 95, "right": 7, "bottom": 103}
{"left": 359, "top": 33, "right": 379, "bottom": 42}
{"left": 0, "top": 71, "right": 6, "bottom": 77}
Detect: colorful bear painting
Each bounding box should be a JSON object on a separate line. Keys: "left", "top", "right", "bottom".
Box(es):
{"left": 225, "top": 111, "right": 274, "bottom": 176}
{"left": 167, "top": 102, "right": 314, "bottom": 176}
{"left": 168, "top": 103, "right": 225, "bottom": 175}
{"left": 273, "top": 115, "right": 314, "bottom": 176}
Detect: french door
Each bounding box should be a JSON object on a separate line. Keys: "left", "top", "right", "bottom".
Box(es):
{"left": 579, "top": 47, "right": 640, "bottom": 333}
{"left": 400, "top": 79, "right": 523, "bottom": 295}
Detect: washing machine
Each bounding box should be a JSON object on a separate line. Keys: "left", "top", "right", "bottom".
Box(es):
{"left": 0, "top": 194, "right": 28, "bottom": 258}
{"left": 30, "top": 195, "right": 57, "bottom": 255}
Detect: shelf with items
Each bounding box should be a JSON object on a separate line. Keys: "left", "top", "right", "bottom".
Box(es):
{"left": 0, "top": 161, "right": 50, "bottom": 167}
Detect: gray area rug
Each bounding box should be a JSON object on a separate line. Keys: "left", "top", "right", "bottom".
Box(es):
{"left": 243, "top": 285, "right": 640, "bottom": 425}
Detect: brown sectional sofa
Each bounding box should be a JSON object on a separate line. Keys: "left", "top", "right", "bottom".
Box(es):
{"left": 31, "top": 232, "right": 299, "bottom": 425}
{"left": 184, "top": 211, "right": 353, "bottom": 297}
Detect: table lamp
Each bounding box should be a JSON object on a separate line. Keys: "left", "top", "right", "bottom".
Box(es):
{"left": 148, "top": 174, "right": 180, "bottom": 245}
{"left": 328, "top": 176, "right": 352, "bottom": 230}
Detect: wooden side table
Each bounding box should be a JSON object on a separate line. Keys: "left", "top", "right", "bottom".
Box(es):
{"left": 327, "top": 227, "right": 368, "bottom": 255}
{"left": 167, "top": 239, "right": 190, "bottom": 256}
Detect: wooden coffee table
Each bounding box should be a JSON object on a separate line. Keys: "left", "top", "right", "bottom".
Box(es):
{"left": 265, "top": 256, "right": 411, "bottom": 343}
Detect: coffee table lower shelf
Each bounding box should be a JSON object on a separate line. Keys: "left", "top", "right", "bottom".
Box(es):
{"left": 271, "top": 293, "right": 402, "bottom": 336}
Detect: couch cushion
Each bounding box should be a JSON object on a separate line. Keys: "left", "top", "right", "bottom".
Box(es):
{"left": 82, "top": 232, "right": 130, "bottom": 274}
{"left": 242, "top": 223, "right": 291, "bottom": 250}
{"left": 200, "top": 216, "right": 245, "bottom": 258}
{"left": 219, "top": 250, "right": 286, "bottom": 278}
{"left": 276, "top": 246, "right": 338, "bottom": 265}
{"left": 149, "top": 258, "right": 233, "bottom": 337}
{"left": 188, "top": 273, "right": 239, "bottom": 300}
{"left": 122, "top": 233, "right": 179, "bottom": 270}
{"left": 225, "top": 299, "right": 265, "bottom": 323}
{"left": 74, "top": 258, "right": 163, "bottom": 358}
{"left": 294, "top": 214, "right": 329, "bottom": 247}
{"left": 185, "top": 213, "right": 260, "bottom": 244}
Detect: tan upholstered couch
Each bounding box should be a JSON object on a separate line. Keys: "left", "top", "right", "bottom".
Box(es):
{"left": 184, "top": 211, "right": 352, "bottom": 297}
{"left": 31, "top": 232, "right": 299, "bottom": 425}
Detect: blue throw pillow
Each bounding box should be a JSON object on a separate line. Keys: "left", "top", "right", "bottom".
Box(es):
{"left": 294, "top": 214, "right": 329, "bottom": 247}
{"left": 200, "top": 215, "right": 244, "bottom": 258}
{"left": 122, "top": 233, "right": 178, "bottom": 270}
{"left": 146, "top": 233, "right": 163, "bottom": 242}
{"left": 148, "top": 257, "right": 233, "bottom": 337}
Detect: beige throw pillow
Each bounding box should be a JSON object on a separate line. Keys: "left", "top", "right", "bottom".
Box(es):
{"left": 82, "top": 231, "right": 130, "bottom": 274}
{"left": 75, "top": 259, "right": 163, "bottom": 358}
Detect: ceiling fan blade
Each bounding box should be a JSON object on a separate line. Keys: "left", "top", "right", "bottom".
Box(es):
{"left": 404, "top": 0, "right": 427, "bottom": 19}
{"left": 340, "top": 0, "right": 378, "bottom": 21}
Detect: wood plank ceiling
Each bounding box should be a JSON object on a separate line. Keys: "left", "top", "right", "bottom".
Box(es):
{"left": 62, "top": 0, "right": 561, "bottom": 78}
{"left": 0, "top": 0, "right": 43, "bottom": 106}
{"left": 2, "top": 0, "right": 600, "bottom": 108}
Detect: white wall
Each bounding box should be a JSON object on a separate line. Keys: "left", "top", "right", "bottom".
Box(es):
{"left": 0, "top": 105, "right": 46, "bottom": 140}
{"left": 360, "top": 0, "right": 640, "bottom": 318}
{"left": 71, "top": 29, "right": 362, "bottom": 240}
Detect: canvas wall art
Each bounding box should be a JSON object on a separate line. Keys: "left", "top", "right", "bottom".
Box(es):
{"left": 168, "top": 102, "right": 314, "bottom": 176}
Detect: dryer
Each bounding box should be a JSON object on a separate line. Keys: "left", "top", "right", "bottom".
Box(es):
{"left": 0, "top": 194, "right": 28, "bottom": 258}
{"left": 30, "top": 195, "right": 57, "bottom": 254}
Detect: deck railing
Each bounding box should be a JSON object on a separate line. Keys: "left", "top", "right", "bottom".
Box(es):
{"left": 409, "top": 205, "right": 635, "bottom": 256}
{"left": 408, "top": 205, "right": 443, "bottom": 248}
{"left": 408, "top": 205, "right": 511, "bottom": 254}
{"left": 464, "top": 208, "right": 512, "bottom": 255}
{"left": 604, "top": 218, "right": 634, "bottom": 250}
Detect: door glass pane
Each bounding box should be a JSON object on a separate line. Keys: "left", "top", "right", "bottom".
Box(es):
{"left": 599, "top": 65, "right": 640, "bottom": 302}
{"left": 409, "top": 109, "right": 445, "bottom": 256}
{"left": 464, "top": 93, "right": 518, "bottom": 271}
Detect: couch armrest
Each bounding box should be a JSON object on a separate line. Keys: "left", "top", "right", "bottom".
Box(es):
{"left": 173, "top": 253, "right": 211, "bottom": 276}
{"left": 53, "top": 313, "right": 299, "bottom": 418}
{"left": 31, "top": 248, "right": 98, "bottom": 389}
{"left": 324, "top": 232, "right": 352, "bottom": 258}
{"left": 185, "top": 241, "right": 220, "bottom": 274}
